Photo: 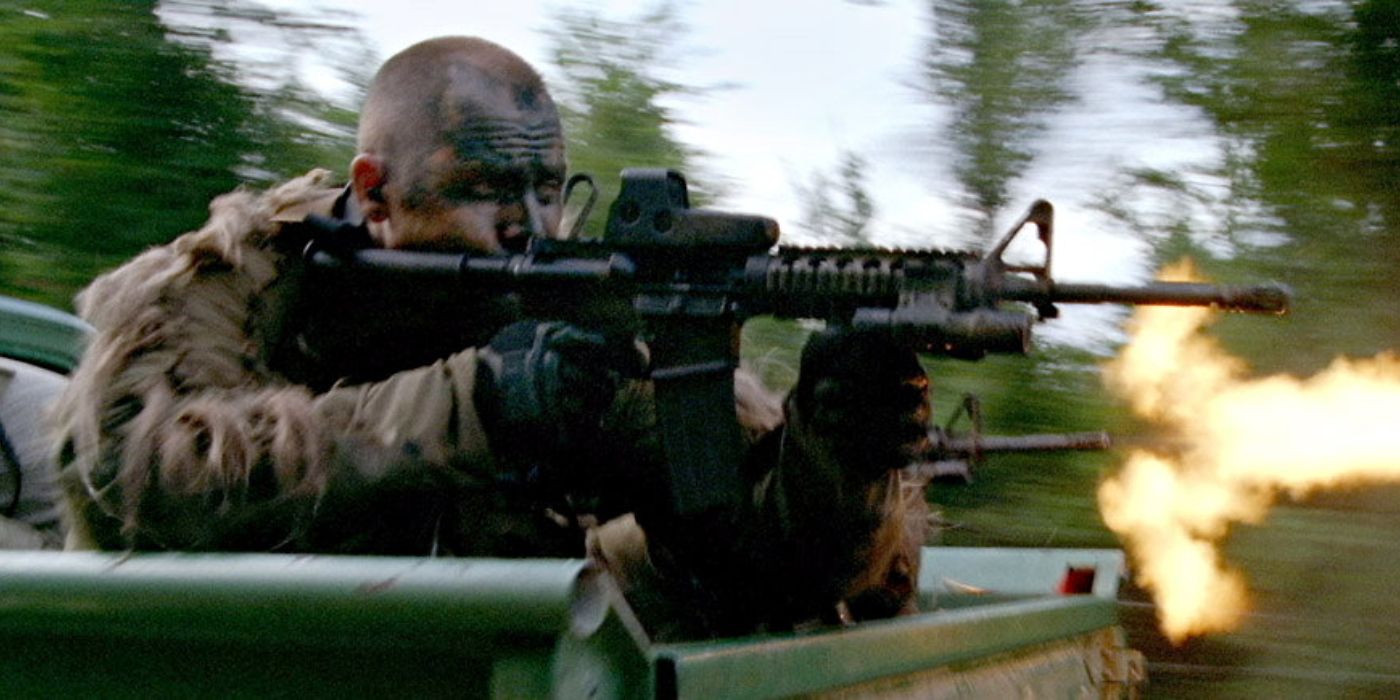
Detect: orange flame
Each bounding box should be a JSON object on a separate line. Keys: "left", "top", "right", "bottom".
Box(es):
{"left": 1099, "top": 261, "right": 1400, "bottom": 644}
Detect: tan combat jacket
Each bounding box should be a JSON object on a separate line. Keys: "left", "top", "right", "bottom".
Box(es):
{"left": 52, "top": 170, "right": 498, "bottom": 553}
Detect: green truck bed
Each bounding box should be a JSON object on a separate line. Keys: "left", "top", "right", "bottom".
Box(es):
{"left": 0, "top": 547, "right": 1143, "bottom": 698}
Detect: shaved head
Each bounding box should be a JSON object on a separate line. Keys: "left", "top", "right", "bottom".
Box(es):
{"left": 359, "top": 37, "right": 562, "bottom": 191}
{"left": 351, "top": 37, "right": 567, "bottom": 251}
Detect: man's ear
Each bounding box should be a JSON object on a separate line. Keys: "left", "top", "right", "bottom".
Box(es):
{"left": 350, "top": 154, "right": 388, "bottom": 222}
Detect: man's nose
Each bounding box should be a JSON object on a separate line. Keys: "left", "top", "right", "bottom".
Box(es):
{"left": 497, "top": 190, "right": 546, "bottom": 241}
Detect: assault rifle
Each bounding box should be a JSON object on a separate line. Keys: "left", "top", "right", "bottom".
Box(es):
{"left": 304, "top": 168, "right": 1290, "bottom": 521}
{"left": 916, "top": 393, "right": 1113, "bottom": 484}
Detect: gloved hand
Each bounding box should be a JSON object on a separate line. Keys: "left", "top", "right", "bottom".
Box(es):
{"left": 789, "top": 326, "right": 931, "bottom": 478}
{"left": 474, "top": 320, "right": 648, "bottom": 483}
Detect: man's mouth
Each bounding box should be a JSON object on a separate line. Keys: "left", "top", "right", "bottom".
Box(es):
{"left": 498, "top": 231, "right": 531, "bottom": 254}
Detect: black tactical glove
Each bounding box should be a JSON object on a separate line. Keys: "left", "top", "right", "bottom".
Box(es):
{"left": 790, "top": 326, "right": 931, "bottom": 478}
{"left": 475, "top": 320, "right": 648, "bottom": 486}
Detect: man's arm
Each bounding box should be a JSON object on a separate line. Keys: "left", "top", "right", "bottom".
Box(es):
{"left": 738, "top": 327, "right": 932, "bottom": 628}
{"left": 57, "top": 261, "right": 637, "bottom": 555}
{"left": 56, "top": 284, "right": 494, "bottom": 553}
{"left": 51, "top": 174, "right": 503, "bottom": 553}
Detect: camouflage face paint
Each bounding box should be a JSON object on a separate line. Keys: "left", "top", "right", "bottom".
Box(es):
{"left": 449, "top": 116, "right": 563, "bottom": 170}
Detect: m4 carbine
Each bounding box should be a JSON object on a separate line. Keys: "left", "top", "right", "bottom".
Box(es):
{"left": 305, "top": 168, "right": 1290, "bottom": 521}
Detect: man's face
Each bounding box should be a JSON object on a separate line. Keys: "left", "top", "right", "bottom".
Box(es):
{"left": 381, "top": 124, "right": 566, "bottom": 253}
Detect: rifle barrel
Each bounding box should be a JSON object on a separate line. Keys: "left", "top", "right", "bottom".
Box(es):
{"left": 1004, "top": 278, "right": 1291, "bottom": 314}
{"left": 934, "top": 430, "right": 1112, "bottom": 456}
{"left": 307, "top": 248, "right": 635, "bottom": 284}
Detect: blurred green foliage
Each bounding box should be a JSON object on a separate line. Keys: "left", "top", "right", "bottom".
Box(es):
{"left": 1, "top": 2, "right": 1399, "bottom": 687}
{"left": 922, "top": 0, "right": 1090, "bottom": 238}
{"left": 544, "top": 1, "right": 715, "bottom": 238}
{"left": 914, "top": 0, "right": 1400, "bottom": 527}
{"left": 0, "top": 1, "right": 365, "bottom": 309}
{"left": 917, "top": 1, "right": 1400, "bottom": 691}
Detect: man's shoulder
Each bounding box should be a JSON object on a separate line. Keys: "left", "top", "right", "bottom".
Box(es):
{"left": 266, "top": 169, "right": 346, "bottom": 225}
{"left": 75, "top": 170, "right": 344, "bottom": 327}
{"left": 183, "top": 168, "right": 345, "bottom": 252}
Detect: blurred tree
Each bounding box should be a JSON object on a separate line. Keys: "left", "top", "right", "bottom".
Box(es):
{"left": 543, "top": 1, "right": 713, "bottom": 238}
{"left": 1067, "top": 6, "right": 1400, "bottom": 692}
{"left": 912, "top": 0, "right": 1118, "bottom": 550}
{"left": 924, "top": 0, "right": 1086, "bottom": 240}
{"left": 158, "top": 1, "right": 371, "bottom": 180}
{"left": 0, "top": 1, "right": 366, "bottom": 308}
{"left": 795, "top": 151, "right": 876, "bottom": 245}
{"left": 1126, "top": 1, "right": 1400, "bottom": 372}
{"left": 920, "top": 0, "right": 1087, "bottom": 240}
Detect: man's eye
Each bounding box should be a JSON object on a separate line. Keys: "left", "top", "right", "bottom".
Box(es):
{"left": 474, "top": 184, "right": 504, "bottom": 201}
{"left": 442, "top": 180, "right": 496, "bottom": 202}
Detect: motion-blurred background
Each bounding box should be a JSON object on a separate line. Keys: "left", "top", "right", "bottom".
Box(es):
{"left": 3, "top": 2, "right": 1397, "bottom": 695}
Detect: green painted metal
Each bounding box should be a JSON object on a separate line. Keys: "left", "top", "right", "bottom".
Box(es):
{"left": 0, "top": 553, "right": 647, "bottom": 698}
{"left": 0, "top": 295, "right": 91, "bottom": 373}
{"left": 812, "top": 626, "right": 1141, "bottom": 699}
{"left": 653, "top": 596, "right": 1118, "bottom": 698}
{"left": 0, "top": 552, "right": 603, "bottom": 644}
{"left": 652, "top": 547, "right": 1132, "bottom": 698}
{"left": 921, "top": 546, "right": 1127, "bottom": 608}
{"left": 0, "top": 536, "right": 1134, "bottom": 697}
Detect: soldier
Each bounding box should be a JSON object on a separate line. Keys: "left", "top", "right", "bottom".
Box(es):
{"left": 52, "top": 35, "right": 930, "bottom": 636}
{"left": 52, "top": 36, "right": 616, "bottom": 555}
